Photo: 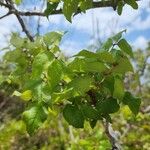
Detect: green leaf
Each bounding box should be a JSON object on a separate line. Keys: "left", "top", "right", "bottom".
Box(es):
{"left": 10, "top": 33, "right": 25, "bottom": 48}
{"left": 117, "top": 1, "right": 124, "bottom": 15}
{"left": 20, "top": 90, "right": 32, "bottom": 101}
{"left": 103, "top": 75, "right": 114, "bottom": 94}
{"left": 122, "top": 92, "right": 141, "bottom": 115}
{"left": 98, "top": 38, "right": 113, "bottom": 51}
{"left": 96, "top": 97, "right": 120, "bottom": 114}
{"left": 89, "top": 119, "right": 97, "bottom": 129}
{"left": 113, "top": 57, "right": 133, "bottom": 74}
{"left": 67, "top": 76, "right": 93, "bottom": 95}
{"left": 51, "top": 88, "right": 74, "bottom": 103}
{"left": 125, "top": 0, "right": 138, "bottom": 9}
{"left": 118, "top": 39, "right": 134, "bottom": 58}
{"left": 79, "top": 0, "right": 93, "bottom": 12}
{"left": 43, "top": 31, "right": 63, "bottom": 47}
{"left": 111, "top": 30, "right": 126, "bottom": 42}
{"left": 113, "top": 76, "right": 124, "bottom": 100}
{"left": 76, "top": 50, "right": 115, "bottom": 63}
{"left": 23, "top": 105, "right": 47, "bottom": 135}
{"left": 63, "top": 104, "right": 84, "bottom": 128}
{"left": 44, "top": 2, "right": 58, "bottom": 17}
{"left": 63, "top": 0, "right": 79, "bottom": 22}
{"left": 75, "top": 50, "right": 97, "bottom": 58}
{"left": 47, "top": 60, "right": 64, "bottom": 90}
{"left": 32, "top": 51, "right": 54, "bottom": 78}
{"left": 68, "top": 58, "right": 107, "bottom": 73}
{"left": 81, "top": 104, "right": 99, "bottom": 120}
{"left": 97, "top": 51, "right": 115, "bottom": 63}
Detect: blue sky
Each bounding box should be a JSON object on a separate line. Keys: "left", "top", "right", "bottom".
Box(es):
{"left": 0, "top": 0, "right": 150, "bottom": 56}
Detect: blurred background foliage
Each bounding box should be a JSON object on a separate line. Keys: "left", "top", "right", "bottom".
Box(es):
{"left": 0, "top": 38, "right": 150, "bottom": 150}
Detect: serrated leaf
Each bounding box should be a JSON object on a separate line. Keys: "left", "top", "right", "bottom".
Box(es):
{"left": 96, "top": 97, "right": 120, "bottom": 114}
{"left": 118, "top": 39, "right": 134, "bottom": 58}
{"left": 23, "top": 105, "right": 47, "bottom": 135}
{"left": 63, "top": 104, "right": 84, "bottom": 128}
{"left": 122, "top": 92, "right": 141, "bottom": 115}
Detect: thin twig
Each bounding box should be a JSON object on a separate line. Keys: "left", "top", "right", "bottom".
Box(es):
{"left": 4, "top": 0, "right": 34, "bottom": 42}
{"left": 0, "top": 11, "right": 11, "bottom": 19}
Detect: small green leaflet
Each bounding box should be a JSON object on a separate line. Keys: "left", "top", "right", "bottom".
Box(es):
{"left": 23, "top": 105, "right": 47, "bottom": 135}
{"left": 98, "top": 30, "right": 126, "bottom": 51}
{"left": 117, "top": 1, "right": 124, "bottom": 15}
{"left": 44, "top": 2, "right": 58, "bottom": 17}
{"left": 63, "top": 0, "right": 79, "bottom": 22}
{"left": 118, "top": 39, "right": 134, "bottom": 58}
{"left": 125, "top": 0, "right": 138, "bottom": 9}
{"left": 122, "top": 92, "right": 141, "bottom": 115}
{"left": 98, "top": 38, "right": 113, "bottom": 51}
{"left": 63, "top": 104, "right": 84, "bottom": 128}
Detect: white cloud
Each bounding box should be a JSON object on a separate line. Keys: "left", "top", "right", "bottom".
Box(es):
{"left": 132, "top": 36, "right": 148, "bottom": 50}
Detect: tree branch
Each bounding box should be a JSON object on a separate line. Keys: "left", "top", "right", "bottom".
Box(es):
{"left": 0, "top": 0, "right": 141, "bottom": 17}
{"left": 103, "top": 121, "right": 119, "bottom": 150}
{"left": 4, "top": 0, "right": 34, "bottom": 42}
